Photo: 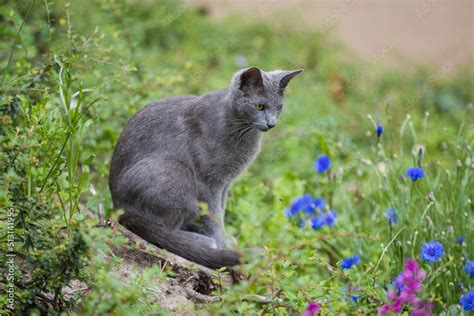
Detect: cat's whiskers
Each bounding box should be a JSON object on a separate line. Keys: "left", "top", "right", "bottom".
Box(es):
{"left": 227, "top": 124, "right": 249, "bottom": 139}
{"left": 234, "top": 125, "right": 256, "bottom": 149}
{"left": 223, "top": 126, "right": 245, "bottom": 148}
{"left": 226, "top": 120, "right": 252, "bottom": 140}
{"left": 226, "top": 119, "right": 251, "bottom": 129}
{"left": 252, "top": 123, "right": 268, "bottom": 130}
{"left": 227, "top": 125, "right": 250, "bottom": 147}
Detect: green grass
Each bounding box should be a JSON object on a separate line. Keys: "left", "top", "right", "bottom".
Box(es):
{"left": 1, "top": 1, "right": 472, "bottom": 314}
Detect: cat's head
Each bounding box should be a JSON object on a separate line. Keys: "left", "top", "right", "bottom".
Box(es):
{"left": 229, "top": 67, "right": 303, "bottom": 131}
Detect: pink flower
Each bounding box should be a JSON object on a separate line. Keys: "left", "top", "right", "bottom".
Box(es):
{"left": 392, "top": 297, "right": 403, "bottom": 313}
{"left": 399, "top": 290, "right": 417, "bottom": 304}
{"left": 379, "top": 304, "right": 391, "bottom": 315}
{"left": 387, "top": 290, "right": 397, "bottom": 300}
{"left": 412, "top": 299, "right": 434, "bottom": 316}
{"left": 405, "top": 259, "right": 418, "bottom": 272}
{"left": 405, "top": 279, "right": 422, "bottom": 293}
{"left": 302, "top": 301, "right": 321, "bottom": 316}
{"left": 378, "top": 259, "right": 433, "bottom": 315}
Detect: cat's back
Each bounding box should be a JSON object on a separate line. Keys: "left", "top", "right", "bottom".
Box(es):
{"left": 110, "top": 95, "right": 198, "bottom": 179}
{"left": 131, "top": 95, "right": 197, "bottom": 125}
{"left": 121, "top": 94, "right": 198, "bottom": 138}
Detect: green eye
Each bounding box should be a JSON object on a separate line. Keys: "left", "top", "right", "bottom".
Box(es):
{"left": 255, "top": 103, "right": 265, "bottom": 111}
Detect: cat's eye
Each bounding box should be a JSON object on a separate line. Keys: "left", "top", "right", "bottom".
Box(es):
{"left": 255, "top": 103, "right": 265, "bottom": 111}
{"left": 277, "top": 104, "right": 283, "bottom": 111}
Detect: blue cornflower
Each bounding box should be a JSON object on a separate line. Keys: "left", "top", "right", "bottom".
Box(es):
{"left": 314, "top": 155, "right": 331, "bottom": 173}
{"left": 341, "top": 255, "right": 360, "bottom": 270}
{"left": 310, "top": 210, "right": 338, "bottom": 230}
{"left": 392, "top": 272, "right": 405, "bottom": 291}
{"left": 460, "top": 290, "right": 474, "bottom": 311}
{"left": 341, "top": 285, "right": 360, "bottom": 302}
{"left": 301, "top": 195, "right": 316, "bottom": 214}
{"left": 284, "top": 205, "right": 298, "bottom": 218}
{"left": 285, "top": 195, "right": 326, "bottom": 217}
{"left": 311, "top": 216, "right": 325, "bottom": 230}
{"left": 464, "top": 260, "right": 474, "bottom": 277}
{"left": 406, "top": 167, "right": 425, "bottom": 181}
{"left": 323, "top": 210, "right": 338, "bottom": 227}
{"left": 312, "top": 197, "right": 326, "bottom": 211}
{"left": 420, "top": 241, "right": 444, "bottom": 263}
{"left": 285, "top": 194, "right": 312, "bottom": 217}
{"left": 350, "top": 287, "right": 361, "bottom": 302}
{"left": 376, "top": 124, "right": 383, "bottom": 137}
{"left": 385, "top": 208, "right": 397, "bottom": 225}
{"left": 303, "top": 196, "right": 326, "bottom": 215}
{"left": 456, "top": 236, "right": 465, "bottom": 245}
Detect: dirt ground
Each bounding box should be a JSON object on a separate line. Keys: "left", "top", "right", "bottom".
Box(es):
{"left": 190, "top": 0, "right": 473, "bottom": 72}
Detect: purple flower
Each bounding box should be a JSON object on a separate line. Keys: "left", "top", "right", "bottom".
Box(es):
{"left": 341, "top": 255, "right": 360, "bottom": 270}
{"left": 412, "top": 300, "right": 434, "bottom": 316}
{"left": 460, "top": 290, "right": 474, "bottom": 311}
{"left": 377, "top": 124, "right": 383, "bottom": 137}
{"left": 385, "top": 208, "right": 397, "bottom": 225}
{"left": 314, "top": 155, "right": 330, "bottom": 173}
{"left": 379, "top": 259, "right": 433, "bottom": 315}
{"left": 464, "top": 260, "right": 474, "bottom": 277}
{"left": 420, "top": 241, "right": 444, "bottom": 263}
{"left": 379, "top": 303, "right": 391, "bottom": 315}
{"left": 406, "top": 167, "right": 425, "bottom": 181}
{"left": 302, "top": 301, "right": 321, "bottom": 316}
{"left": 456, "top": 236, "right": 465, "bottom": 245}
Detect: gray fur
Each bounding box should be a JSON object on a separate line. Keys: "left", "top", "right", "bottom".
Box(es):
{"left": 109, "top": 67, "right": 302, "bottom": 269}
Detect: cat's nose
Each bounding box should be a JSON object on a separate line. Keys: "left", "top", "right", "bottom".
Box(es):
{"left": 267, "top": 123, "right": 275, "bottom": 129}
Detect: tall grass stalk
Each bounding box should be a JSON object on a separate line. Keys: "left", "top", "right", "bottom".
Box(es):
{"left": 48, "top": 55, "right": 99, "bottom": 235}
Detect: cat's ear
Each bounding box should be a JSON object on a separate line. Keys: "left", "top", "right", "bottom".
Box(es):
{"left": 239, "top": 67, "right": 264, "bottom": 95}
{"left": 279, "top": 69, "right": 303, "bottom": 90}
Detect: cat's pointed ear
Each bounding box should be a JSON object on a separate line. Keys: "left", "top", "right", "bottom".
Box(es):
{"left": 279, "top": 69, "right": 303, "bottom": 90}
{"left": 239, "top": 67, "right": 264, "bottom": 95}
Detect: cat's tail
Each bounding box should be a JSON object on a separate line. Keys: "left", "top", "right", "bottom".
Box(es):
{"left": 118, "top": 212, "right": 241, "bottom": 270}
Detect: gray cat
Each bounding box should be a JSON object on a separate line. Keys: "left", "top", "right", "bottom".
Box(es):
{"left": 109, "top": 67, "right": 302, "bottom": 269}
